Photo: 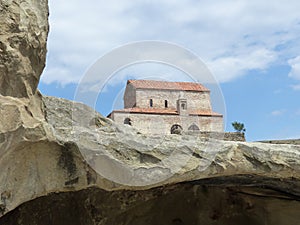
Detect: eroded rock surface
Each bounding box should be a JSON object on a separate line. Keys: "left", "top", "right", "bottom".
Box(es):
{"left": 1, "top": 0, "right": 300, "bottom": 225}
{"left": 1, "top": 94, "right": 300, "bottom": 225}
{"left": 0, "top": 0, "right": 48, "bottom": 97}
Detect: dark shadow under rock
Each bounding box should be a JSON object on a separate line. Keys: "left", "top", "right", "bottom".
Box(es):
{"left": 1, "top": 177, "right": 300, "bottom": 225}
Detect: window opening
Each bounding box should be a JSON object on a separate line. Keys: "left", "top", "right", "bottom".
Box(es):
{"left": 124, "top": 118, "right": 132, "bottom": 125}
{"left": 165, "top": 100, "right": 168, "bottom": 108}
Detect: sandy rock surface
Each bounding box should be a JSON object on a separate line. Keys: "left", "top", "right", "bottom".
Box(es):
{"left": 1, "top": 1, "right": 300, "bottom": 224}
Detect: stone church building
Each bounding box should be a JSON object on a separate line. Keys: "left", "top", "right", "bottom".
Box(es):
{"left": 108, "top": 80, "right": 223, "bottom": 135}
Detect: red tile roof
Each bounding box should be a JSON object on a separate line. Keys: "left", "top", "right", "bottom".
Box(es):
{"left": 189, "top": 110, "right": 223, "bottom": 117}
{"left": 111, "top": 108, "right": 222, "bottom": 117}
{"left": 127, "top": 80, "right": 210, "bottom": 92}
{"left": 112, "top": 107, "right": 178, "bottom": 115}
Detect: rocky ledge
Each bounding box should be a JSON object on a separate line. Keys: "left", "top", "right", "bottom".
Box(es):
{"left": 0, "top": 95, "right": 300, "bottom": 225}
{"left": 1, "top": 1, "right": 300, "bottom": 225}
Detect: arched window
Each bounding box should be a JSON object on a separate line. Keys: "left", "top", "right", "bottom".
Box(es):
{"left": 171, "top": 124, "right": 183, "bottom": 134}
{"left": 165, "top": 100, "right": 168, "bottom": 108}
{"left": 124, "top": 118, "right": 132, "bottom": 125}
{"left": 150, "top": 99, "right": 153, "bottom": 107}
{"left": 188, "top": 124, "right": 200, "bottom": 131}
{"left": 181, "top": 102, "right": 186, "bottom": 110}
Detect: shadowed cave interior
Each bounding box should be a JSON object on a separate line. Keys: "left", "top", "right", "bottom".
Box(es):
{"left": 1, "top": 176, "right": 300, "bottom": 225}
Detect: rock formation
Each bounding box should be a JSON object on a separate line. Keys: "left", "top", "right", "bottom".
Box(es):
{"left": 0, "top": 0, "right": 48, "bottom": 98}
{"left": 1, "top": 1, "right": 300, "bottom": 225}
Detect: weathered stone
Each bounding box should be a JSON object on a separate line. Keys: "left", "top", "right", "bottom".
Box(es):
{"left": 1, "top": 0, "right": 300, "bottom": 224}
{"left": 1, "top": 95, "right": 300, "bottom": 224}
{"left": 260, "top": 139, "right": 300, "bottom": 145}
{"left": 0, "top": 0, "right": 49, "bottom": 98}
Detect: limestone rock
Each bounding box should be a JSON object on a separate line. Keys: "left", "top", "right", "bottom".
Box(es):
{"left": 1, "top": 0, "right": 300, "bottom": 224}
{"left": 0, "top": 0, "right": 49, "bottom": 98}
{"left": 1, "top": 95, "right": 300, "bottom": 224}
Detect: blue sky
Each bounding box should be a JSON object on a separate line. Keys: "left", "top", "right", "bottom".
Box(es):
{"left": 39, "top": 0, "right": 300, "bottom": 141}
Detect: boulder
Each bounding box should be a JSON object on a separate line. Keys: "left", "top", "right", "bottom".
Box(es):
{"left": 1, "top": 1, "right": 300, "bottom": 225}
{"left": 0, "top": 95, "right": 300, "bottom": 224}
{"left": 0, "top": 0, "right": 49, "bottom": 98}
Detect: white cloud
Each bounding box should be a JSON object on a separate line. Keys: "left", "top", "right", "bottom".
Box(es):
{"left": 207, "top": 48, "right": 276, "bottom": 82}
{"left": 102, "top": 62, "right": 196, "bottom": 91}
{"left": 271, "top": 109, "right": 286, "bottom": 116}
{"left": 288, "top": 56, "right": 300, "bottom": 80}
{"left": 41, "top": 67, "right": 80, "bottom": 86}
{"left": 41, "top": 0, "right": 300, "bottom": 86}
{"left": 291, "top": 84, "right": 300, "bottom": 91}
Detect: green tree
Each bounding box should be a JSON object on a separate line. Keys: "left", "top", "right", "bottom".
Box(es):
{"left": 232, "top": 121, "right": 246, "bottom": 133}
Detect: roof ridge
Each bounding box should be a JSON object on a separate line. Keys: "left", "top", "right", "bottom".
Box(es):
{"left": 111, "top": 107, "right": 222, "bottom": 117}
{"left": 127, "top": 79, "right": 210, "bottom": 92}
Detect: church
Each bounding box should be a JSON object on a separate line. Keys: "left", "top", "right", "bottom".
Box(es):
{"left": 108, "top": 79, "right": 223, "bottom": 135}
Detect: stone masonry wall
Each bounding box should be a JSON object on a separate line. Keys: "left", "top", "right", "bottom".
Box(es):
{"left": 134, "top": 89, "right": 212, "bottom": 111}
{"left": 124, "top": 83, "right": 136, "bottom": 108}
{"left": 112, "top": 112, "right": 223, "bottom": 135}
{"left": 259, "top": 139, "right": 300, "bottom": 145}
{"left": 184, "top": 131, "right": 246, "bottom": 141}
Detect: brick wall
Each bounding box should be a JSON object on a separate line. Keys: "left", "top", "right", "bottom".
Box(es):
{"left": 119, "top": 83, "right": 223, "bottom": 135}
{"left": 112, "top": 112, "right": 223, "bottom": 135}
{"left": 128, "top": 89, "right": 212, "bottom": 111}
